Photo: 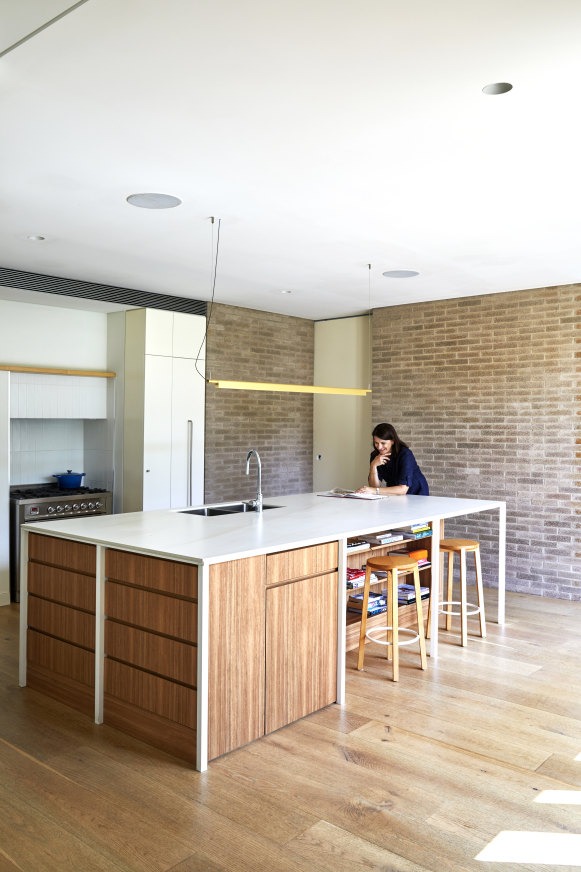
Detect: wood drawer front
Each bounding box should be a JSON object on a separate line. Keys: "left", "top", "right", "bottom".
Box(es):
{"left": 28, "top": 597, "right": 95, "bottom": 650}
{"left": 106, "top": 549, "right": 198, "bottom": 598}
{"left": 105, "top": 582, "right": 197, "bottom": 642}
{"left": 266, "top": 541, "right": 338, "bottom": 585}
{"left": 28, "top": 533, "right": 96, "bottom": 575}
{"left": 28, "top": 562, "right": 95, "bottom": 612}
{"left": 27, "top": 629, "right": 94, "bottom": 687}
{"left": 105, "top": 622, "right": 196, "bottom": 686}
{"left": 105, "top": 659, "right": 196, "bottom": 729}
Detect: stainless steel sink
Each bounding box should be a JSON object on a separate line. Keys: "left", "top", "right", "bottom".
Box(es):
{"left": 180, "top": 502, "right": 281, "bottom": 516}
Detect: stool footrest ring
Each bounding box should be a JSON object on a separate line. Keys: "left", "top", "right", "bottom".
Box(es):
{"left": 439, "top": 600, "right": 482, "bottom": 617}
{"left": 366, "top": 626, "right": 420, "bottom": 647}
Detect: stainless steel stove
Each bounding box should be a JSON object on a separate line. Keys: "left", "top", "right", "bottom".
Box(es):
{"left": 9, "top": 483, "right": 113, "bottom": 602}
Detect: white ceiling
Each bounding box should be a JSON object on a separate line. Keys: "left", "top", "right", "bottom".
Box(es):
{"left": 1, "top": 0, "right": 580, "bottom": 319}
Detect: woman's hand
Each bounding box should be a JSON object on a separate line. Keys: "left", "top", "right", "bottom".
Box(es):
{"left": 356, "top": 486, "right": 374, "bottom": 494}
{"left": 371, "top": 452, "right": 390, "bottom": 470}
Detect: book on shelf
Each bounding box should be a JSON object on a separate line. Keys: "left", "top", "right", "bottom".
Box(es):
{"left": 347, "top": 603, "right": 387, "bottom": 616}
{"left": 397, "top": 583, "right": 430, "bottom": 603}
{"left": 318, "top": 488, "right": 383, "bottom": 500}
{"left": 347, "top": 538, "right": 371, "bottom": 552}
{"left": 348, "top": 591, "right": 388, "bottom": 615}
{"left": 362, "top": 532, "right": 405, "bottom": 545}
{"left": 396, "top": 523, "right": 431, "bottom": 534}
{"left": 346, "top": 567, "right": 366, "bottom": 589}
{"left": 400, "top": 529, "right": 433, "bottom": 540}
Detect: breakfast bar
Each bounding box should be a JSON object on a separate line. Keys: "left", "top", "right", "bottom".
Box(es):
{"left": 19, "top": 492, "right": 505, "bottom": 771}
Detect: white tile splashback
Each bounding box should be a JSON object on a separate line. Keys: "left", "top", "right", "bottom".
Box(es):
{"left": 10, "top": 419, "right": 111, "bottom": 486}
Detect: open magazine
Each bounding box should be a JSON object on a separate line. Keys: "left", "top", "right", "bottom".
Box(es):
{"left": 318, "top": 488, "right": 384, "bottom": 500}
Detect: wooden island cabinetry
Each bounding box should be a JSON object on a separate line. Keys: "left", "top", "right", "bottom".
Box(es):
{"left": 207, "top": 541, "right": 338, "bottom": 760}
{"left": 26, "top": 533, "right": 97, "bottom": 716}
{"left": 20, "top": 492, "right": 505, "bottom": 770}
{"left": 23, "top": 534, "right": 339, "bottom": 766}
{"left": 103, "top": 549, "right": 199, "bottom": 763}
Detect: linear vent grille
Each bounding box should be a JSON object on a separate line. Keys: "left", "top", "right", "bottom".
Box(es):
{"left": 0, "top": 267, "right": 207, "bottom": 316}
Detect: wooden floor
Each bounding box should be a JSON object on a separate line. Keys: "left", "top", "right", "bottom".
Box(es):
{"left": 2, "top": 591, "right": 581, "bottom": 871}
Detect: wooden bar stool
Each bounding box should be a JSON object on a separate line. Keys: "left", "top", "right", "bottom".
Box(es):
{"left": 357, "top": 554, "right": 427, "bottom": 681}
{"left": 439, "top": 539, "right": 486, "bottom": 646}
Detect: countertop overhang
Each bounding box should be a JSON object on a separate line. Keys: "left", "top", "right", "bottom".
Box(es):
{"left": 22, "top": 492, "right": 505, "bottom": 566}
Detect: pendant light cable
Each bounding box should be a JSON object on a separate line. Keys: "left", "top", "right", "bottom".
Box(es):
{"left": 195, "top": 217, "right": 221, "bottom": 381}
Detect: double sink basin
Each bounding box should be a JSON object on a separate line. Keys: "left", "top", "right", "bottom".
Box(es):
{"left": 181, "top": 501, "right": 281, "bottom": 517}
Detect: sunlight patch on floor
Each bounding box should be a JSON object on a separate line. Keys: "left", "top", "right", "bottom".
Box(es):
{"left": 534, "top": 790, "right": 581, "bottom": 804}
{"left": 476, "top": 831, "right": 581, "bottom": 864}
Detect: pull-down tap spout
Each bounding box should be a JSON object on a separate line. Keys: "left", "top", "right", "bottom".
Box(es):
{"left": 245, "top": 449, "right": 262, "bottom": 512}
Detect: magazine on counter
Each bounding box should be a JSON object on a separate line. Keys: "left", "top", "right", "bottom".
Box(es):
{"left": 318, "top": 488, "right": 384, "bottom": 500}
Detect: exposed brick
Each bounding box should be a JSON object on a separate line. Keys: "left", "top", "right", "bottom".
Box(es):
{"left": 204, "top": 303, "right": 314, "bottom": 502}
{"left": 372, "top": 284, "right": 581, "bottom": 600}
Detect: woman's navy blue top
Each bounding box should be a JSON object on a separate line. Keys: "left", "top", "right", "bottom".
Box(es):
{"left": 371, "top": 446, "right": 429, "bottom": 495}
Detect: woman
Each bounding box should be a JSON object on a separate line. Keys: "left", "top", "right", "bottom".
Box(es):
{"left": 356, "top": 422, "right": 429, "bottom": 496}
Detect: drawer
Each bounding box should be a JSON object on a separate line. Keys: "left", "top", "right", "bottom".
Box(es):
{"left": 105, "top": 659, "right": 196, "bottom": 729}
{"left": 105, "top": 582, "right": 197, "bottom": 642}
{"left": 28, "top": 597, "right": 95, "bottom": 649}
{"left": 106, "top": 549, "right": 198, "bottom": 598}
{"left": 266, "top": 541, "right": 338, "bottom": 585}
{"left": 105, "top": 621, "right": 196, "bottom": 686}
{"left": 28, "top": 562, "right": 95, "bottom": 612}
{"left": 28, "top": 533, "right": 96, "bottom": 575}
{"left": 27, "top": 629, "right": 94, "bottom": 687}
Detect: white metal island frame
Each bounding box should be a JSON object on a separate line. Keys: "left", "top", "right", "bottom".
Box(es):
{"left": 18, "top": 492, "right": 506, "bottom": 771}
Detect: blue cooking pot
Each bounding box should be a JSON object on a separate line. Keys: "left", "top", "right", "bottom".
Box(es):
{"left": 53, "top": 470, "right": 86, "bottom": 489}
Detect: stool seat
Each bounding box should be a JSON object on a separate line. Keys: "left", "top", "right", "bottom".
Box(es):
{"left": 356, "top": 553, "right": 427, "bottom": 681}
{"left": 440, "top": 539, "right": 479, "bottom": 553}
{"left": 437, "top": 538, "right": 486, "bottom": 646}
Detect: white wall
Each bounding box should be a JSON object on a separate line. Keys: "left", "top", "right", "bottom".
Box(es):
{"left": 0, "top": 299, "right": 108, "bottom": 369}
{"left": 313, "top": 316, "right": 372, "bottom": 491}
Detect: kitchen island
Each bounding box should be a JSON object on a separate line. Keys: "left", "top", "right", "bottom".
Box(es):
{"left": 19, "top": 492, "right": 505, "bottom": 770}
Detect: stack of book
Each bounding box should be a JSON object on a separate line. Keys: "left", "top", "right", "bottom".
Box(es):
{"left": 346, "top": 538, "right": 371, "bottom": 553}
{"left": 398, "top": 583, "right": 430, "bottom": 605}
{"left": 396, "top": 523, "right": 432, "bottom": 541}
{"left": 347, "top": 590, "right": 387, "bottom": 616}
{"left": 346, "top": 568, "right": 366, "bottom": 589}
{"left": 362, "top": 530, "right": 405, "bottom": 546}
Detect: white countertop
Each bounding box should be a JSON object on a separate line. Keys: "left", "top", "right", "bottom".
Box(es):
{"left": 23, "top": 492, "right": 505, "bottom": 565}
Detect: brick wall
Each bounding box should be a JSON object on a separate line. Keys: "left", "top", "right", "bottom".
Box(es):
{"left": 204, "top": 303, "right": 314, "bottom": 502}
{"left": 372, "top": 285, "right": 581, "bottom": 599}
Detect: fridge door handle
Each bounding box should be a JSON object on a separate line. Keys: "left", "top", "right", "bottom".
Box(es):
{"left": 187, "top": 419, "right": 193, "bottom": 506}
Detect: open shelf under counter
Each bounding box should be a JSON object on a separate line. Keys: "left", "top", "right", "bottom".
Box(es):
{"left": 345, "top": 534, "right": 433, "bottom": 653}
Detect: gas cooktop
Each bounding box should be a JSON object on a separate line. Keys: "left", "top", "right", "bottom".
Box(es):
{"left": 10, "top": 485, "right": 110, "bottom": 500}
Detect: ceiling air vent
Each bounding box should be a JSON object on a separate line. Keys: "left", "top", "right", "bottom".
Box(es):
{"left": 0, "top": 266, "right": 207, "bottom": 316}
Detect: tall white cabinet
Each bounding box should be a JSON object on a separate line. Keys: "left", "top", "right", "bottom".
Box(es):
{"left": 123, "top": 309, "right": 206, "bottom": 512}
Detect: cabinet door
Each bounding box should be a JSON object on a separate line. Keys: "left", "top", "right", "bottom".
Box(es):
{"left": 170, "top": 357, "right": 205, "bottom": 507}
{"left": 142, "top": 355, "right": 172, "bottom": 510}
{"left": 172, "top": 312, "right": 206, "bottom": 359}
{"left": 265, "top": 572, "right": 338, "bottom": 735}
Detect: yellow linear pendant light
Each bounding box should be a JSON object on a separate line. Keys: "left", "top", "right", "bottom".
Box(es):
{"left": 208, "top": 379, "right": 370, "bottom": 396}
{"left": 201, "top": 219, "right": 371, "bottom": 397}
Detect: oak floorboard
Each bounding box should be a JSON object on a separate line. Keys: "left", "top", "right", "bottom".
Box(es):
{"left": 3, "top": 594, "right": 581, "bottom": 871}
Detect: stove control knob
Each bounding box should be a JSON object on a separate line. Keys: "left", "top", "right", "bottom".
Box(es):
{"left": 72, "top": 503, "right": 79, "bottom": 511}
{"left": 56, "top": 505, "right": 64, "bottom": 513}
{"left": 88, "top": 502, "right": 95, "bottom": 510}
{"left": 95, "top": 500, "right": 102, "bottom": 509}
{"left": 47, "top": 505, "right": 55, "bottom": 514}
{"left": 64, "top": 504, "right": 71, "bottom": 512}
{"left": 80, "top": 502, "right": 87, "bottom": 510}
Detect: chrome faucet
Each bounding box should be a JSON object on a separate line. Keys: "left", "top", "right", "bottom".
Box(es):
{"left": 245, "top": 449, "right": 263, "bottom": 512}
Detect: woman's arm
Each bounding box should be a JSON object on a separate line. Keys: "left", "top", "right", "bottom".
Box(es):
{"left": 357, "top": 484, "right": 410, "bottom": 495}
